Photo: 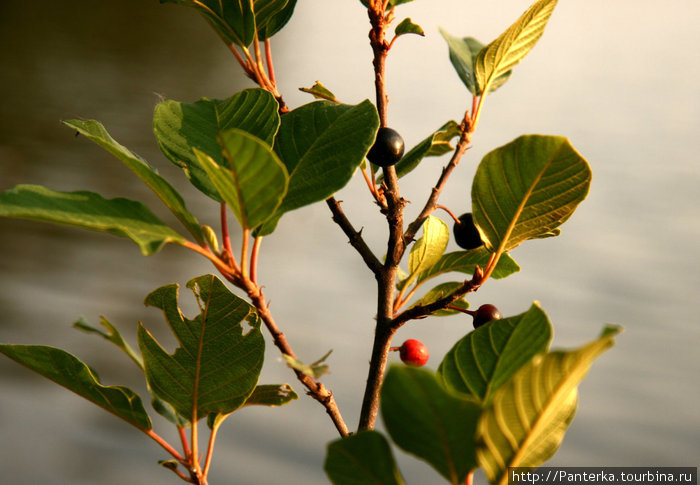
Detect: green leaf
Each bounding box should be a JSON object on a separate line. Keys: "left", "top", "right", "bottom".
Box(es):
{"left": 299, "top": 81, "right": 339, "bottom": 103}
{"left": 410, "top": 281, "right": 469, "bottom": 316}
{"left": 73, "top": 317, "right": 188, "bottom": 426}
{"left": 475, "top": 0, "right": 558, "bottom": 95}
{"left": 243, "top": 383, "right": 298, "bottom": 407}
{"left": 64, "top": 119, "right": 203, "bottom": 243}
{"left": 256, "top": 100, "right": 379, "bottom": 235}
{"left": 0, "top": 344, "right": 152, "bottom": 430}
{"left": 395, "top": 18, "right": 424, "bottom": 37}
{"left": 477, "top": 325, "right": 621, "bottom": 485}
{"left": 398, "top": 248, "right": 519, "bottom": 293}
{"left": 0, "top": 185, "right": 185, "bottom": 255}
{"left": 73, "top": 317, "right": 143, "bottom": 370}
{"left": 439, "top": 29, "right": 512, "bottom": 96}
{"left": 437, "top": 303, "right": 552, "bottom": 404}
{"left": 194, "top": 129, "right": 288, "bottom": 230}
{"left": 283, "top": 349, "right": 332, "bottom": 379}
{"left": 256, "top": 0, "right": 297, "bottom": 39}
{"left": 379, "top": 120, "right": 461, "bottom": 183}
{"left": 325, "top": 431, "right": 406, "bottom": 485}
{"left": 406, "top": 216, "right": 450, "bottom": 284}
{"left": 137, "top": 274, "right": 265, "bottom": 422}
{"left": 472, "top": 135, "right": 591, "bottom": 254}
{"left": 160, "top": 0, "right": 256, "bottom": 47}
{"left": 153, "top": 88, "right": 280, "bottom": 201}
{"left": 381, "top": 366, "right": 481, "bottom": 483}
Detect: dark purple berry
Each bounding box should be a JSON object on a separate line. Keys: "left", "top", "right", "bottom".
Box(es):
{"left": 367, "top": 127, "right": 405, "bottom": 167}
{"left": 453, "top": 213, "right": 483, "bottom": 250}
{"left": 472, "top": 304, "right": 502, "bottom": 329}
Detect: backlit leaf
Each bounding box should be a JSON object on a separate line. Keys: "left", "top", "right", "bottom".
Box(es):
{"left": 475, "top": 0, "right": 558, "bottom": 95}
{"left": 395, "top": 18, "right": 424, "bottom": 37}
{"left": 138, "top": 274, "right": 264, "bottom": 422}
{"left": 477, "top": 325, "right": 621, "bottom": 485}
{"left": 472, "top": 135, "right": 591, "bottom": 253}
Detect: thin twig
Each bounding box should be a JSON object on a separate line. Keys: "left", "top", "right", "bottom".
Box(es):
{"left": 326, "top": 197, "right": 383, "bottom": 275}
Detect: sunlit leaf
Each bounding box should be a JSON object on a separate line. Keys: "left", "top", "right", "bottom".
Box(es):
{"left": 477, "top": 325, "right": 621, "bottom": 485}
{"left": 194, "top": 129, "right": 288, "bottom": 230}
{"left": 381, "top": 365, "right": 481, "bottom": 483}
{"left": 0, "top": 344, "right": 151, "bottom": 430}
{"left": 73, "top": 316, "right": 143, "bottom": 369}
{"left": 283, "top": 349, "right": 332, "bottom": 379}
{"left": 437, "top": 303, "right": 552, "bottom": 403}
{"left": 325, "top": 431, "right": 406, "bottom": 485}
{"left": 256, "top": 100, "right": 379, "bottom": 235}
{"left": 0, "top": 185, "right": 185, "bottom": 255}
{"left": 475, "top": 0, "right": 558, "bottom": 94}
{"left": 472, "top": 135, "right": 591, "bottom": 254}
{"left": 153, "top": 88, "right": 280, "bottom": 201}
{"left": 395, "top": 18, "right": 424, "bottom": 37}
{"left": 410, "top": 281, "right": 469, "bottom": 316}
{"left": 299, "top": 81, "right": 339, "bottom": 103}
{"left": 406, "top": 216, "right": 450, "bottom": 284}
{"left": 138, "top": 274, "right": 264, "bottom": 422}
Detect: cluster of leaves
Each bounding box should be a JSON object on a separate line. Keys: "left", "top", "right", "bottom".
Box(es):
{"left": 0, "top": 0, "right": 620, "bottom": 483}
{"left": 326, "top": 313, "right": 619, "bottom": 485}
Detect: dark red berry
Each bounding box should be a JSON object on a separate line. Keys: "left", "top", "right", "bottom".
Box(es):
{"left": 472, "top": 304, "right": 502, "bottom": 329}
{"left": 453, "top": 212, "right": 483, "bottom": 250}
{"left": 367, "top": 127, "right": 405, "bottom": 167}
{"left": 398, "top": 339, "right": 429, "bottom": 366}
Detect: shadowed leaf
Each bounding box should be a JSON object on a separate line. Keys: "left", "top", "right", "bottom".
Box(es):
{"left": 325, "top": 431, "right": 406, "bottom": 485}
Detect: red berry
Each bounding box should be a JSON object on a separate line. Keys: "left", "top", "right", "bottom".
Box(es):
{"left": 398, "top": 339, "right": 429, "bottom": 366}
{"left": 472, "top": 304, "right": 502, "bottom": 328}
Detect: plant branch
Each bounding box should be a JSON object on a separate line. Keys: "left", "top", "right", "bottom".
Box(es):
{"left": 404, "top": 115, "right": 472, "bottom": 244}
{"left": 145, "top": 429, "right": 186, "bottom": 464}
{"left": 326, "top": 197, "right": 383, "bottom": 275}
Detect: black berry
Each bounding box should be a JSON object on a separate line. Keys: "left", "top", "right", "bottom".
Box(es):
{"left": 472, "top": 304, "right": 502, "bottom": 329}
{"left": 367, "top": 127, "right": 405, "bottom": 167}
{"left": 453, "top": 213, "right": 483, "bottom": 250}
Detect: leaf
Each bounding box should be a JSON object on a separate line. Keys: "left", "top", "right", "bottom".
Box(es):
{"left": 410, "top": 282, "right": 469, "bottom": 316}
{"left": 194, "top": 129, "right": 288, "bottom": 230}
{"left": 73, "top": 317, "right": 189, "bottom": 427}
{"left": 472, "top": 135, "right": 591, "bottom": 254}
{"left": 73, "top": 316, "right": 143, "bottom": 369}
{"left": 243, "top": 383, "right": 298, "bottom": 407}
{"left": 257, "top": 0, "right": 297, "bottom": 39}
{"left": 0, "top": 185, "right": 185, "bottom": 255}
{"left": 407, "top": 216, "right": 450, "bottom": 283}
{"left": 416, "top": 248, "right": 520, "bottom": 289}
{"left": 256, "top": 100, "right": 379, "bottom": 235}
{"left": 439, "top": 29, "right": 512, "bottom": 96}
{"left": 395, "top": 18, "right": 424, "bottom": 37}
{"left": 475, "top": 0, "right": 558, "bottom": 95}
{"left": 378, "top": 120, "right": 461, "bottom": 183}
{"left": 283, "top": 349, "right": 332, "bottom": 379}
{"left": 381, "top": 366, "right": 481, "bottom": 483}
{"left": 477, "top": 325, "right": 622, "bottom": 485}
{"left": 359, "top": 0, "right": 414, "bottom": 8}
{"left": 137, "top": 274, "right": 265, "bottom": 422}
{"left": 64, "top": 119, "right": 203, "bottom": 242}
{"left": 325, "top": 431, "right": 406, "bottom": 485}
{"left": 153, "top": 88, "right": 280, "bottom": 201}
{"left": 299, "top": 81, "right": 339, "bottom": 103}
{"left": 160, "top": 0, "right": 256, "bottom": 47}
{"left": 0, "top": 344, "right": 152, "bottom": 430}
{"left": 437, "top": 303, "right": 552, "bottom": 404}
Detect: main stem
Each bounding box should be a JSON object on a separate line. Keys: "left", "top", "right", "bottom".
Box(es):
{"left": 358, "top": 2, "right": 405, "bottom": 431}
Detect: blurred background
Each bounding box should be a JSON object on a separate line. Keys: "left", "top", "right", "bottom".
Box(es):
{"left": 1, "top": 1, "right": 698, "bottom": 483}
